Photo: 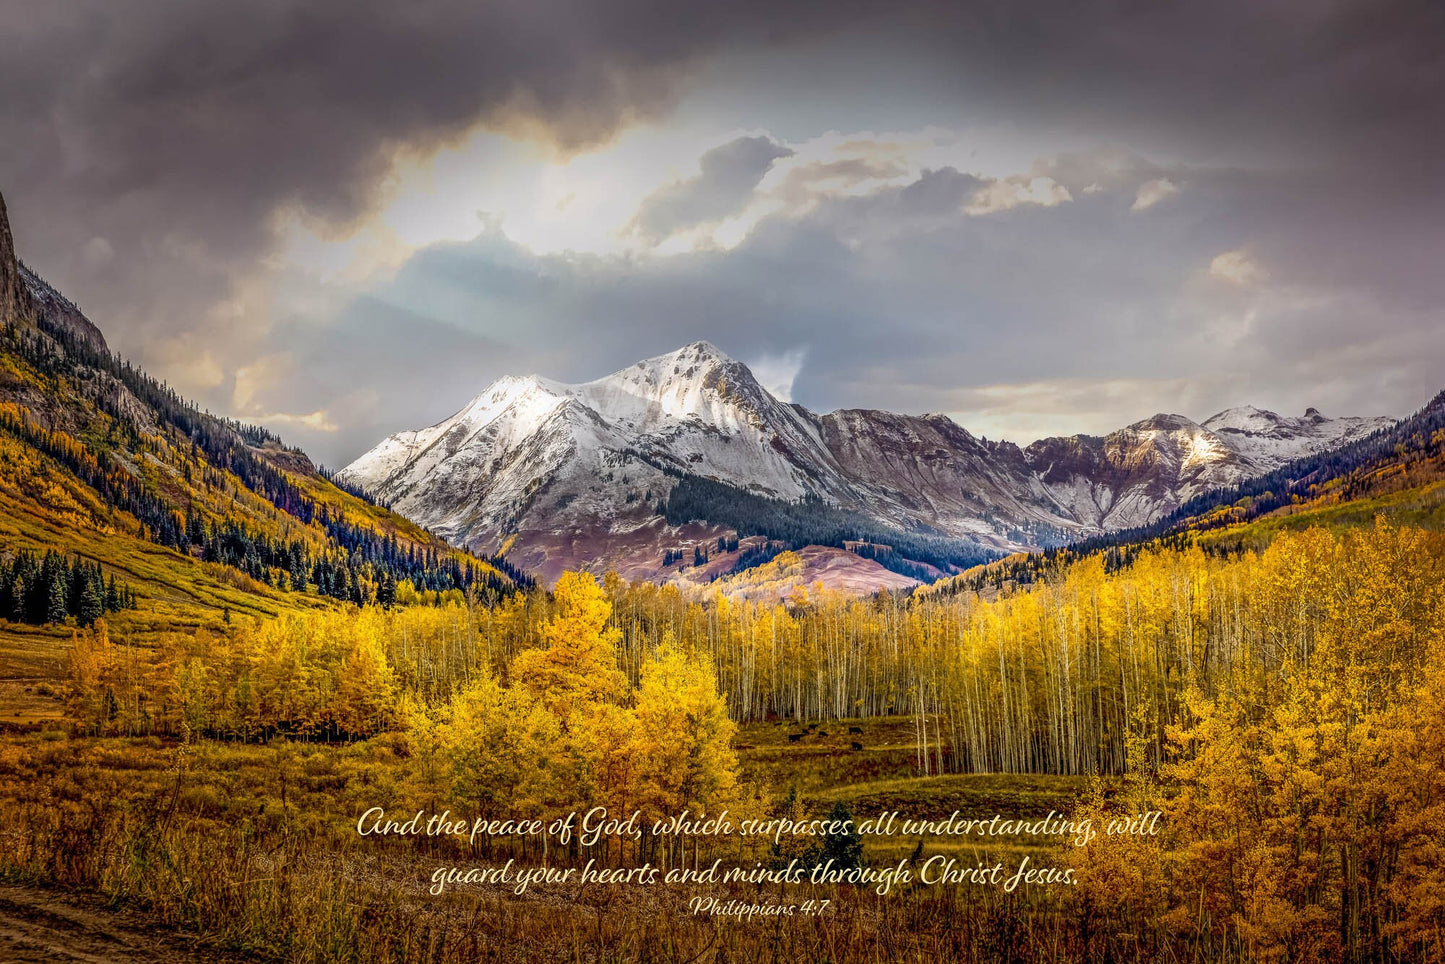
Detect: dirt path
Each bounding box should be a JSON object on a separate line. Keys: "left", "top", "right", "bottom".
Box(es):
{"left": 0, "top": 884, "right": 247, "bottom": 962}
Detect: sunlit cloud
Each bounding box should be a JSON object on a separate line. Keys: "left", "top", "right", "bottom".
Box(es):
{"left": 747, "top": 347, "right": 809, "bottom": 402}
{"left": 1132, "top": 177, "right": 1181, "bottom": 211}
{"left": 966, "top": 176, "right": 1072, "bottom": 215}
{"left": 1209, "top": 249, "right": 1268, "bottom": 286}
{"left": 248, "top": 409, "right": 340, "bottom": 432}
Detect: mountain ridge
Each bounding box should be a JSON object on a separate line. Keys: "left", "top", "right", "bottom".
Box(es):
{"left": 341, "top": 342, "right": 1392, "bottom": 589}
{"left": 0, "top": 185, "right": 1405, "bottom": 598}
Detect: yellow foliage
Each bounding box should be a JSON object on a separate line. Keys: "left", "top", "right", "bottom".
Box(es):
{"left": 632, "top": 634, "right": 738, "bottom": 820}
{"left": 511, "top": 571, "right": 626, "bottom": 720}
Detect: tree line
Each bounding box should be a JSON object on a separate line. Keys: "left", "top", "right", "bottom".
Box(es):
{"left": 662, "top": 472, "right": 996, "bottom": 576}
{"left": 65, "top": 519, "right": 1443, "bottom": 783}
{"left": 0, "top": 549, "right": 135, "bottom": 626}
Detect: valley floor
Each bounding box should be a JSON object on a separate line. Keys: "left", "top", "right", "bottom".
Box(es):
{"left": 0, "top": 720, "right": 1091, "bottom": 963}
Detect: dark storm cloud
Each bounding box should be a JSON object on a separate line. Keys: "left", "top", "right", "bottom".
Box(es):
{"left": 915, "top": 1, "right": 1445, "bottom": 170}
{"left": 628, "top": 135, "right": 792, "bottom": 243}
{"left": 0, "top": 0, "right": 1441, "bottom": 453}
{"left": 0, "top": 0, "right": 866, "bottom": 382}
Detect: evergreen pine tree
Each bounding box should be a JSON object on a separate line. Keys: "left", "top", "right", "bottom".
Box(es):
{"left": 378, "top": 570, "right": 397, "bottom": 609}
{"left": 0, "top": 558, "right": 15, "bottom": 620}
{"left": 44, "top": 559, "right": 69, "bottom": 624}
{"left": 818, "top": 800, "right": 864, "bottom": 871}
{"left": 77, "top": 572, "right": 105, "bottom": 626}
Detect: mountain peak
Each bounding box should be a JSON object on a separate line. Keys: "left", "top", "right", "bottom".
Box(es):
{"left": 1202, "top": 405, "right": 1284, "bottom": 432}
{"left": 681, "top": 339, "right": 727, "bottom": 358}
{"left": 1201, "top": 403, "right": 1393, "bottom": 472}
{"left": 632, "top": 340, "right": 737, "bottom": 372}
{"left": 579, "top": 339, "right": 782, "bottom": 433}
{"left": 1128, "top": 413, "right": 1202, "bottom": 433}
{"left": 484, "top": 372, "right": 568, "bottom": 396}
{"left": 446, "top": 372, "right": 571, "bottom": 436}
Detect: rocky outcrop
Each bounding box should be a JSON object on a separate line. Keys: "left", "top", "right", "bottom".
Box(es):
{"left": 21, "top": 266, "right": 108, "bottom": 354}
{"left": 0, "top": 190, "right": 35, "bottom": 327}
{"left": 0, "top": 189, "right": 109, "bottom": 354}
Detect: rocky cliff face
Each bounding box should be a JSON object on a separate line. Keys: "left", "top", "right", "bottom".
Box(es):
{"left": 814, "top": 408, "right": 1071, "bottom": 544}
{"left": 21, "top": 266, "right": 108, "bottom": 354}
{"left": 1023, "top": 414, "right": 1252, "bottom": 530}
{"left": 0, "top": 190, "right": 108, "bottom": 354}
{"left": 0, "top": 191, "right": 35, "bottom": 327}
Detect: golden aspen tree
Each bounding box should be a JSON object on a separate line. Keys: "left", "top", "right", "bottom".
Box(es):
{"left": 511, "top": 571, "right": 626, "bottom": 721}
{"left": 632, "top": 633, "right": 739, "bottom": 822}
{"left": 66, "top": 619, "right": 115, "bottom": 732}
{"left": 442, "top": 673, "right": 563, "bottom": 826}
{"left": 331, "top": 630, "right": 398, "bottom": 737}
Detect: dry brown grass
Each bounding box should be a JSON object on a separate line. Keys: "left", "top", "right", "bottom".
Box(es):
{"left": 0, "top": 730, "right": 1200, "bottom": 963}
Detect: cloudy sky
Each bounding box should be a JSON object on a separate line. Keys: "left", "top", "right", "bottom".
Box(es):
{"left": 2, "top": 0, "right": 1443, "bottom": 466}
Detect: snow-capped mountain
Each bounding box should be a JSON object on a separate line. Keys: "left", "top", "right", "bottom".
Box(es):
{"left": 1200, "top": 405, "right": 1389, "bottom": 471}
{"left": 341, "top": 344, "right": 849, "bottom": 584}
{"left": 340, "top": 343, "right": 1393, "bottom": 588}
{"left": 1026, "top": 414, "right": 1259, "bottom": 531}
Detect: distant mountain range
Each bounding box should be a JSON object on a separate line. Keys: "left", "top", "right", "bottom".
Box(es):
{"left": 0, "top": 181, "right": 1426, "bottom": 603}
{"left": 340, "top": 342, "right": 1391, "bottom": 589}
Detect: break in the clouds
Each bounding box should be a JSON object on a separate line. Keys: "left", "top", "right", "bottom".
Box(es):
{"left": 627, "top": 135, "right": 793, "bottom": 244}
{"left": 0, "top": 0, "right": 1442, "bottom": 465}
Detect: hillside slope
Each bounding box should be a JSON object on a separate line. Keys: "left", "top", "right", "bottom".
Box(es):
{"left": 0, "top": 189, "right": 522, "bottom": 686}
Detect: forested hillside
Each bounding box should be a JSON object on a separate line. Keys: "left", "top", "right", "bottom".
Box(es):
{"left": 662, "top": 472, "right": 998, "bottom": 579}
{"left": 0, "top": 191, "right": 525, "bottom": 654}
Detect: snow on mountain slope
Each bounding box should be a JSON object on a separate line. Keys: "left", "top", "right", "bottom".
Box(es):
{"left": 342, "top": 344, "right": 853, "bottom": 583}
{"left": 343, "top": 376, "right": 570, "bottom": 488}
{"left": 1201, "top": 406, "right": 1393, "bottom": 471}
{"left": 340, "top": 343, "right": 1394, "bottom": 590}
{"left": 573, "top": 342, "right": 852, "bottom": 501}
{"left": 1025, "top": 414, "right": 1254, "bottom": 530}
